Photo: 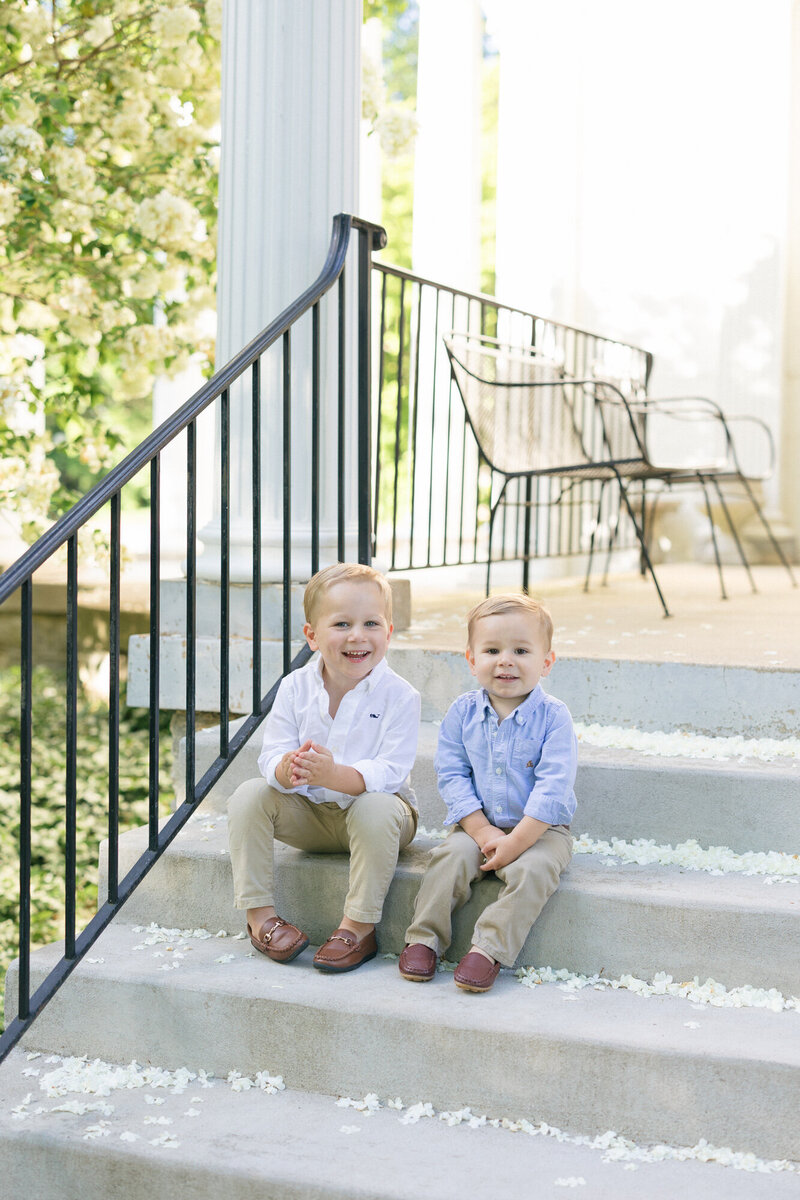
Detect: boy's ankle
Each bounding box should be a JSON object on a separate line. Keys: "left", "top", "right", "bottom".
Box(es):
{"left": 339, "top": 917, "right": 375, "bottom": 940}
{"left": 469, "top": 945, "right": 496, "bottom": 964}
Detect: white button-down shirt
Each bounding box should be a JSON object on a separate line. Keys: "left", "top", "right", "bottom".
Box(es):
{"left": 257, "top": 656, "right": 420, "bottom": 808}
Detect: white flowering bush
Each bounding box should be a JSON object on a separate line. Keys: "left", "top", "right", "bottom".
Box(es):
{"left": 0, "top": 1, "right": 220, "bottom": 539}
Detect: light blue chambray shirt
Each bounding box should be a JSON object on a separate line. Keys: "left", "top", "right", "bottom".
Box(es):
{"left": 435, "top": 684, "right": 577, "bottom": 829}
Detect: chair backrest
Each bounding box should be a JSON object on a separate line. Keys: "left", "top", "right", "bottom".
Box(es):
{"left": 444, "top": 333, "right": 592, "bottom": 475}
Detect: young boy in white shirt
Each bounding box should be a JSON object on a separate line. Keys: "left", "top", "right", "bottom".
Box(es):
{"left": 399, "top": 593, "right": 576, "bottom": 992}
{"left": 228, "top": 563, "right": 420, "bottom": 972}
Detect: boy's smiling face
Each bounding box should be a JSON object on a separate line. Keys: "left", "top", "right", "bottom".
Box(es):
{"left": 304, "top": 580, "right": 393, "bottom": 692}
{"left": 466, "top": 611, "right": 555, "bottom": 720}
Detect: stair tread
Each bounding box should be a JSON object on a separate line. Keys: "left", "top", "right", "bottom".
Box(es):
{"left": 8, "top": 921, "right": 800, "bottom": 1162}
{"left": 16, "top": 921, "right": 800, "bottom": 1063}
{"left": 131, "top": 818, "right": 800, "bottom": 914}
{"left": 2, "top": 1047, "right": 796, "bottom": 1200}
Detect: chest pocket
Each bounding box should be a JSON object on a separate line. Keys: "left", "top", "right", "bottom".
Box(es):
{"left": 517, "top": 747, "right": 541, "bottom": 773}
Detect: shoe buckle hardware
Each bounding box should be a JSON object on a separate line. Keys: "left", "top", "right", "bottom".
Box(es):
{"left": 262, "top": 918, "right": 284, "bottom": 946}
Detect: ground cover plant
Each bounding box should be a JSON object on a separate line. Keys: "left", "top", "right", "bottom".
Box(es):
{"left": 0, "top": 665, "right": 173, "bottom": 1026}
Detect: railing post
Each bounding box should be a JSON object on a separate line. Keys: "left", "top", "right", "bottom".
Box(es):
{"left": 355, "top": 221, "right": 387, "bottom": 564}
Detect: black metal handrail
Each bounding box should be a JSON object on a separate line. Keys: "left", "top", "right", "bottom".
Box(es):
{"left": 0, "top": 213, "right": 386, "bottom": 1061}
{"left": 371, "top": 260, "right": 653, "bottom": 573}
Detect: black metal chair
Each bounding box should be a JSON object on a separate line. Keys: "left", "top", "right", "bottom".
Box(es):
{"left": 444, "top": 331, "right": 796, "bottom": 616}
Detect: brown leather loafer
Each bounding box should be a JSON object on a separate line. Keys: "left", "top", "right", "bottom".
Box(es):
{"left": 248, "top": 916, "right": 309, "bottom": 963}
{"left": 398, "top": 943, "right": 437, "bottom": 982}
{"left": 453, "top": 951, "right": 501, "bottom": 992}
{"left": 313, "top": 927, "right": 377, "bottom": 973}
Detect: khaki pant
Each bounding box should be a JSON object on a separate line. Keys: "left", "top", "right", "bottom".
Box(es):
{"left": 227, "top": 779, "right": 417, "bottom": 925}
{"left": 404, "top": 825, "right": 573, "bottom": 966}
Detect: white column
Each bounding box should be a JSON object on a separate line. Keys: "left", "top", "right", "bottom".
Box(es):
{"left": 412, "top": 0, "right": 483, "bottom": 291}
{"left": 493, "top": 0, "right": 582, "bottom": 320}
{"left": 196, "top": 0, "right": 361, "bottom": 582}
{"left": 781, "top": 0, "right": 800, "bottom": 547}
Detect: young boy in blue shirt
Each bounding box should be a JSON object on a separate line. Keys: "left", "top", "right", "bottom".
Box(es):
{"left": 228, "top": 563, "right": 420, "bottom": 973}
{"left": 399, "top": 593, "right": 576, "bottom": 992}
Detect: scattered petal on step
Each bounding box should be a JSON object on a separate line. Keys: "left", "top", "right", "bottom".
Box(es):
{"left": 149, "top": 1133, "right": 179, "bottom": 1148}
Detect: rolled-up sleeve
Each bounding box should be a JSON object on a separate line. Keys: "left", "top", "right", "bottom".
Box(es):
{"left": 352, "top": 687, "right": 421, "bottom": 794}
{"left": 435, "top": 699, "right": 484, "bottom": 826}
{"left": 523, "top": 706, "right": 578, "bottom": 825}
{"left": 257, "top": 675, "right": 302, "bottom": 793}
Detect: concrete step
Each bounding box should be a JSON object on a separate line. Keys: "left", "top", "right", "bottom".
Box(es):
{"left": 129, "top": 638, "right": 800, "bottom": 736}
{"left": 6, "top": 925, "right": 800, "bottom": 1164}
{"left": 387, "top": 647, "right": 799, "bottom": 737}
{"left": 2, "top": 1049, "right": 796, "bottom": 1200}
{"left": 98, "top": 822, "right": 800, "bottom": 994}
{"left": 183, "top": 720, "right": 800, "bottom": 854}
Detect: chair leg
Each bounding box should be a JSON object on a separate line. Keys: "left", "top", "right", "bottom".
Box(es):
{"left": 710, "top": 478, "right": 757, "bottom": 594}
{"left": 616, "top": 475, "right": 671, "bottom": 617}
{"left": 738, "top": 475, "right": 798, "bottom": 588}
{"left": 521, "top": 477, "right": 533, "bottom": 594}
{"left": 584, "top": 481, "right": 606, "bottom": 594}
{"left": 486, "top": 480, "right": 509, "bottom": 597}
{"left": 698, "top": 474, "right": 728, "bottom": 600}
{"left": 602, "top": 492, "right": 620, "bottom": 588}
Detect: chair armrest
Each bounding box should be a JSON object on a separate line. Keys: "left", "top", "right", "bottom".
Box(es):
{"left": 629, "top": 396, "right": 775, "bottom": 478}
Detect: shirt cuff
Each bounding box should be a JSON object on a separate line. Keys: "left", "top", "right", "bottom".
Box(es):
{"left": 261, "top": 752, "right": 295, "bottom": 793}
{"left": 443, "top": 797, "right": 484, "bottom": 826}
{"left": 351, "top": 758, "right": 388, "bottom": 795}
{"left": 523, "top": 795, "right": 576, "bottom": 826}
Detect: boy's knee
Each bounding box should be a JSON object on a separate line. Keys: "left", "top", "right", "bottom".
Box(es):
{"left": 347, "top": 790, "right": 406, "bottom": 833}
{"left": 227, "top": 777, "right": 274, "bottom": 825}
{"left": 429, "top": 832, "right": 481, "bottom": 878}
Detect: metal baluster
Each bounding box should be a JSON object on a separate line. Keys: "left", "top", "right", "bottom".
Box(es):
{"left": 426, "top": 289, "right": 442, "bottom": 567}
{"left": 408, "top": 281, "right": 422, "bottom": 566}
{"left": 337, "top": 273, "right": 346, "bottom": 561}
{"left": 357, "top": 226, "right": 373, "bottom": 565}
{"left": 108, "top": 494, "right": 121, "bottom": 904}
{"left": 65, "top": 534, "right": 78, "bottom": 958}
{"left": 251, "top": 363, "right": 262, "bottom": 709}
{"left": 220, "top": 388, "right": 230, "bottom": 756}
{"left": 373, "top": 272, "right": 387, "bottom": 560}
{"left": 149, "top": 456, "right": 161, "bottom": 852}
{"left": 186, "top": 423, "right": 197, "bottom": 804}
{"left": 283, "top": 329, "right": 292, "bottom": 674}
{"left": 18, "top": 578, "right": 33, "bottom": 1020}
{"left": 391, "top": 276, "right": 405, "bottom": 569}
{"left": 311, "top": 305, "right": 320, "bottom": 577}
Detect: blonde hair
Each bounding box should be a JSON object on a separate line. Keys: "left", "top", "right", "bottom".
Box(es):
{"left": 466, "top": 593, "right": 554, "bottom": 651}
{"left": 303, "top": 562, "right": 393, "bottom": 626}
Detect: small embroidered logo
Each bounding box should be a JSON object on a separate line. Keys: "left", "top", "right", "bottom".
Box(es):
{"left": 525, "top": 760, "right": 534, "bottom": 768}
{"left": 369, "top": 713, "right": 380, "bottom": 719}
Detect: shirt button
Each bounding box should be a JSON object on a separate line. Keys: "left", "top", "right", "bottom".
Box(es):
{"left": 495, "top": 767, "right": 502, "bottom": 775}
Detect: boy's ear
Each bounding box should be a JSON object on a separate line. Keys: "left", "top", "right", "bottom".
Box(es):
{"left": 303, "top": 622, "right": 318, "bottom": 651}
{"left": 465, "top": 646, "right": 477, "bottom": 676}
{"left": 541, "top": 650, "right": 556, "bottom": 677}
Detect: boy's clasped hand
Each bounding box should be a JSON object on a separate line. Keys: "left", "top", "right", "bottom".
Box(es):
{"left": 227, "top": 566, "right": 576, "bottom": 995}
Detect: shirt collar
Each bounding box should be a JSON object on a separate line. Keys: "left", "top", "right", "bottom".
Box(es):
{"left": 480, "top": 683, "right": 544, "bottom": 724}
{"left": 312, "top": 652, "right": 388, "bottom": 695}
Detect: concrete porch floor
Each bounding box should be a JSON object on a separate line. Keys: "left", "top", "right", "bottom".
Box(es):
{"left": 393, "top": 561, "right": 800, "bottom": 672}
